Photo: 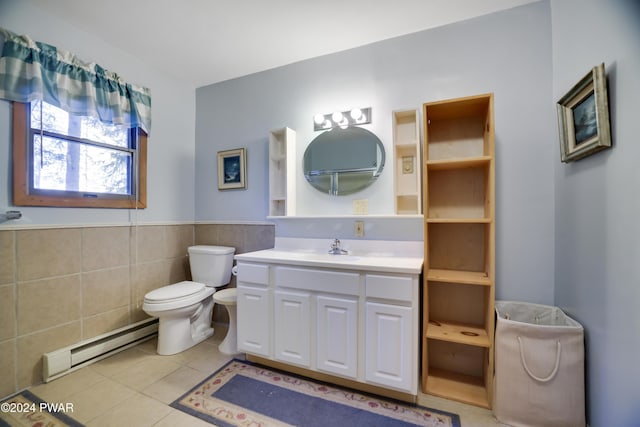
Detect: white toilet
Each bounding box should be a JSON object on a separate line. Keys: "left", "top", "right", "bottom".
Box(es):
{"left": 142, "top": 245, "right": 235, "bottom": 355}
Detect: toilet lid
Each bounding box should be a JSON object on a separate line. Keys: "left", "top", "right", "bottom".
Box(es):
{"left": 145, "top": 281, "right": 205, "bottom": 302}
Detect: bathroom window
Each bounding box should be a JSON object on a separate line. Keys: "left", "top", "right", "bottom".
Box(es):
{"left": 12, "top": 100, "right": 147, "bottom": 208}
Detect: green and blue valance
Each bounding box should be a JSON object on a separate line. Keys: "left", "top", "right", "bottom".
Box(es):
{"left": 0, "top": 27, "right": 151, "bottom": 133}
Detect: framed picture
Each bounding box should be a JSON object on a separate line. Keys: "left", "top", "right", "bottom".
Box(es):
{"left": 217, "top": 148, "right": 246, "bottom": 190}
{"left": 557, "top": 63, "right": 611, "bottom": 163}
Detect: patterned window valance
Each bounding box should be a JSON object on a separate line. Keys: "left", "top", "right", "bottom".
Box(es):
{"left": 0, "top": 28, "right": 151, "bottom": 133}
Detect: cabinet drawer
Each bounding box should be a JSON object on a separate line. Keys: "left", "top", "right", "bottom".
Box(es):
{"left": 275, "top": 266, "right": 360, "bottom": 296}
{"left": 237, "top": 263, "right": 269, "bottom": 285}
{"left": 366, "top": 274, "right": 414, "bottom": 302}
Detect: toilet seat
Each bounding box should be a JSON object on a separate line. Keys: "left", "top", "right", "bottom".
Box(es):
{"left": 145, "top": 281, "right": 204, "bottom": 302}
{"left": 143, "top": 281, "right": 215, "bottom": 312}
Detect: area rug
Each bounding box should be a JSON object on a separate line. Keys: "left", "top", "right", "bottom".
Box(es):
{"left": 171, "top": 359, "right": 460, "bottom": 427}
{"left": 0, "top": 390, "right": 84, "bottom": 427}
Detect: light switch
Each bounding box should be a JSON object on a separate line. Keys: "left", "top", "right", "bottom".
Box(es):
{"left": 402, "top": 156, "right": 414, "bottom": 174}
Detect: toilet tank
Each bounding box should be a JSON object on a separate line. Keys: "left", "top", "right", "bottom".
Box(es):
{"left": 187, "top": 245, "right": 235, "bottom": 287}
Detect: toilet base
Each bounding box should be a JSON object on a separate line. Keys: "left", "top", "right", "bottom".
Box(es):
{"left": 157, "top": 320, "right": 214, "bottom": 355}
{"left": 155, "top": 296, "right": 215, "bottom": 356}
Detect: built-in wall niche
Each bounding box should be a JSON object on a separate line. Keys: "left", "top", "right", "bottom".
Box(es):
{"left": 268, "top": 127, "right": 296, "bottom": 217}
{"left": 393, "top": 109, "right": 421, "bottom": 215}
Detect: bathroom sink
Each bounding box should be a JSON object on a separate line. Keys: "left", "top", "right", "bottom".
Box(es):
{"left": 234, "top": 237, "right": 424, "bottom": 274}
{"left": 291, "top": 252, "right": 361, "bottom": 262}
{"left": 265, "top": 250, "right": 360, "bottom": 263}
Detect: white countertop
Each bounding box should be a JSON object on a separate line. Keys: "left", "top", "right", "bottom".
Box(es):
{"left": 234, "top": 237, "right": 424, "bottom": 274}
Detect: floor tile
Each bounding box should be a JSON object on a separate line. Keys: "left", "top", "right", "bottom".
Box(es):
{"left": 31, "top": 367, "right": 106, "bottom": 401}
{"left": 111, "top": 356, "right": 181, "bottom": 391}
{"left": 86, "top": 393, "right": 172, "bottom": 427}
{"left": 153, "top": 409, "right": 213, "bottom": 427}
{"left": 142, "top": 366, "right": 210, "bottom": 404}
{"left": 186, "top": 347, "right": 233, "bottom": 373}
{"left": 65, "top": 378, "right": 136, "bottom": 423}
{"left": 88, "top": 347, "right": 152, "bottom": 378}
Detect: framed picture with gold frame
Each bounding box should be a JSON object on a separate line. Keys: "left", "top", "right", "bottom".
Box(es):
{"left": 217, "top": 148, "right": 246, "bottom": 190}
{"left": 557, "top": 63, "right": 611, "bottom": 163}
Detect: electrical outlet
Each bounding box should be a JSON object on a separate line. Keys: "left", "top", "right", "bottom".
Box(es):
{"left": 354, "top": 220, "right": 365, "bottom": 237}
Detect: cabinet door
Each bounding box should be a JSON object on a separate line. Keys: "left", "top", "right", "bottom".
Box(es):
{"left": 274, "top": 290, "right": 311, "bottom": 367}
{"left": 365, "top": 302, "right": 413, "bottom": 392}
{"left": 237, "top": 284, "right": 271, "bottom": 357}
{"left": 317, "top": 295, "right": 358, "bottom": 379}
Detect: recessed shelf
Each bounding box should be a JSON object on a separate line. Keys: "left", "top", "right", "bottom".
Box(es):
{"left": 395, "top": 140, "right": 418, "bottom": 148}
{"left": 393, "top": 109, "right": 421, "bottom": 215}
{"left": 269, "top": 128, "right": 296, "bottom": 217}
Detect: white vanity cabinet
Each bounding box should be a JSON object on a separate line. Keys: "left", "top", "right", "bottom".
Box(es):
{"left": 236, "top": 263, "right": 271, "bottom": 357}
{"left": 316, "top": 295, "right": 358, "bottom": 379}
{"left": 235, "top": 253, "right": 421, "bottom": 396}
{"left": 365, "top": 274, "right": 417, "bottom": 392}
{"left": 274, "top": 289, "right": 311, "bottom": 367}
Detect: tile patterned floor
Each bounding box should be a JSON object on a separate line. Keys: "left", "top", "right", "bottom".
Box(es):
{"left": 27, "top": 324, "right": 502, "bottom": 426}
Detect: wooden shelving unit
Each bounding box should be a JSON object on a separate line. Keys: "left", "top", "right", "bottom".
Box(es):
{"left": 392, "top": 109, "right": 421, "bottom": 215}
{"left": 268, "top": 127, "right": 296, "bottom": 216}
{"left": 421, "top": 94, "right": 495, "bottom": 409}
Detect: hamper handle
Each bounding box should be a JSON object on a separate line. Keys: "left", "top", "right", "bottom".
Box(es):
{"left": 517, "top": 336, "right": 561, "bottom": 383}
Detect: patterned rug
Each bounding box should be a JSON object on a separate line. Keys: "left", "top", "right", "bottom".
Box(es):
{"left": 0, "top": 390, "right": 84, "bottom": 427}
{"left": 171, "top": 359, "right": 460, "bottom": 427}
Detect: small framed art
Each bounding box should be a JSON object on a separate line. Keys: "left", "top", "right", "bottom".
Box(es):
{"left": 217, "top": 148, "right": 246, "bottom": 190}
{"left": 557, "top": 63, "right": 611, "bottom": 163}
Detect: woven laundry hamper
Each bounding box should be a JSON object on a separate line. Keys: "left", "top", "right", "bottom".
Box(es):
{"left": 494, "top": 301, "right": 585, "bottom": 427}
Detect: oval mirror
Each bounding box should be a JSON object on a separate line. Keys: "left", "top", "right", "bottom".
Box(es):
{"left": 303, "top": 127, "right": 385, "bottom": 195}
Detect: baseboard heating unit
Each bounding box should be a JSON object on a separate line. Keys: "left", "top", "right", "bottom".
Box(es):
{"left": 42, "top": 318, "right": 158, "bottom": 382}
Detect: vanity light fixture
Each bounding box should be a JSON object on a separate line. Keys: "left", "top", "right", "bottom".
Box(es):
{"left": 313, "top": 107, "right": 372, "bottom": 131}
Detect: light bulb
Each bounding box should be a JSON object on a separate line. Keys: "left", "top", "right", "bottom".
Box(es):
{"left": 331, "top": 111, "right": 343, "bottom": 123}
{"left": 350, "top": 108, "right": 362, "bottom": 121}
{"left": 314, "top": 113, "right": 325, "bottom": 125}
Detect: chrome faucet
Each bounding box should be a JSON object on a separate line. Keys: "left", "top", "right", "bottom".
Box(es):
{"left": 328, "top": 238, "right": 348, "bottom": 255}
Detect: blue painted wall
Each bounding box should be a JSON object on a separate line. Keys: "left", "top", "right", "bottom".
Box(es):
{"left": 196, "top": 1, "right": 556, "bottom": 305}
{"left": 0, "top": 1, "right": 197, "bottom": 226}
{"left": 552, "top": 0, "right": 640, "bottom": 425}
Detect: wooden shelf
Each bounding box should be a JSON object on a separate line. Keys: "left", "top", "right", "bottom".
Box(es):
{"left": 426, "top": 268, "right": 491, "bottom": 286}
{"left": 426, "top": 320, "right": 490, "bottom": 347}
{"left": 425, "top": 368, "right": 490, "bottom": 409}
{"left": 426, "top": 218, "right": 491, "bottom": 224}
{"left": 426, "top": 156, "right": 491, "bottom": 170}
{"left": 422, "top": 93, "right": 494, "bottom": 409}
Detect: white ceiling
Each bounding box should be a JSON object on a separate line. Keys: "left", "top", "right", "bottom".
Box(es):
{"left": 29, "top": 0, "right": 537, "bottom": 88}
